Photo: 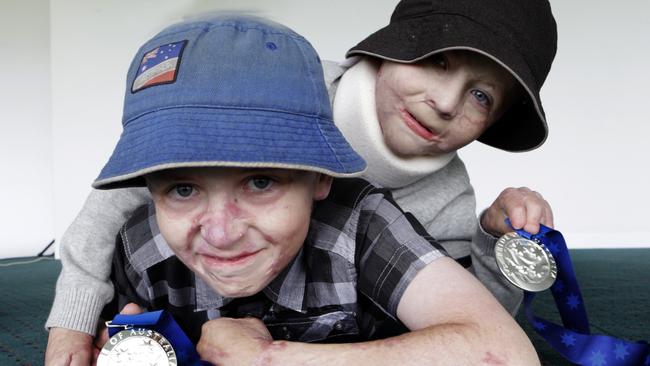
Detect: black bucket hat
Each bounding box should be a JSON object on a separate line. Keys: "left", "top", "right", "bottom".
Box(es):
{"left": 346, "top": 0, "right": 557, "bottom": 152}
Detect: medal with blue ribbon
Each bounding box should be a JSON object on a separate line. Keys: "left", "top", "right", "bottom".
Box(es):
{"left": 500, "top": 219, "right": 649, "bottom": 365}
{"left": 98, "top": 310, "right": 202, "bottom": 366}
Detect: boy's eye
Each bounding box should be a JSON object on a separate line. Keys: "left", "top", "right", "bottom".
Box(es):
{"left": 174, "top": 185, "right": 194, "bottom": 198}
{"left": 471, "top": 89, "right": 492, "bottom": 108}
{"left": 247, "top": 177, "right": 274, "bottom": 191}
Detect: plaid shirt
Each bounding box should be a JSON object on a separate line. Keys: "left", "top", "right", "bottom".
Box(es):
{"left": 103, "top": 178, "right": 447, "bottom": 344}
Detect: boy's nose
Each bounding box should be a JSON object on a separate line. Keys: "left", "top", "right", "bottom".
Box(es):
{"left": 427, "top": 78, "right": 464, "bottom": 120}
{"left": 198, "top": 200, "right": 245, "bottom": 248}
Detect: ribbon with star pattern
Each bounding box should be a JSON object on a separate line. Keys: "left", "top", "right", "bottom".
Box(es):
{"left": 508, "top": 221, "right": 649, "bottom": 365}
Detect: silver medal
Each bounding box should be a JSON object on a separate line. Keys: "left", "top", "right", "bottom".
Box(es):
{"left": 495, "top": 232, "right": 557, "bottom": 292}
{"left": 97, "top": 328, "right": 177, "bottom": 366}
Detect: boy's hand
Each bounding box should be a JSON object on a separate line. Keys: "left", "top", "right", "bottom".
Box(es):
{"left": 44, "top": 327, "right": 94, "bottom": 366}
{"left": 197, "top": 317, "right": 273, "bottom": 366}
{"left": 481, "top": 187, "right": 554, "bottom": 236}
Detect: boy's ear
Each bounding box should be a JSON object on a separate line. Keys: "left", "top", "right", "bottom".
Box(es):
{"left": 313, "top": 174, "right": 333, "bottom": 201}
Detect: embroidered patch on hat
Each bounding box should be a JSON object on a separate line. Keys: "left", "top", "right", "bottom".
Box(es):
{"left": 131, "top": 40, "right": 187, "bottom": 93}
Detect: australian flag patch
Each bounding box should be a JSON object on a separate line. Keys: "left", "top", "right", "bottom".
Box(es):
{"left": 131, "top": 40, "right": 187, "bottom": 93}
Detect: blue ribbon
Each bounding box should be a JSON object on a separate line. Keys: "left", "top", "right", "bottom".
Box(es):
{"left": 506, "top": 219, "right": 649, "bottom": 365}
{"left": 109, "top": 310, "right": 202, "bottom": 365}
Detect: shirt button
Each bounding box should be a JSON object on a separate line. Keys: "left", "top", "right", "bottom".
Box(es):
{"left": 334, "top": 321, "right": 344, "bottom": 331}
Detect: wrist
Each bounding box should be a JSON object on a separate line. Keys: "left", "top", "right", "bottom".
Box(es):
{"left": 49, "top": 327, "right": 93, "bottom": 338}
{"left": 479, "top": 210, "right": 502, "bottom": 237}
{"left": 253, "top": 340, "right": 288, "bottom": 366}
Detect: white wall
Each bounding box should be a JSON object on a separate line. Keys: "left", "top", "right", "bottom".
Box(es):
{"left": 461, "top": 0, "right": 650, "bottom": 248}
{"left": 0, "top": 0, "right": 54, "bottom": 258}
{"left": 2, "top": 0, "right": 649, "bottom": 258}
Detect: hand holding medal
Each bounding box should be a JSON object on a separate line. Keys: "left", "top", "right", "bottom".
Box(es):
{"left": 495, "top": 219, "right": 650, "bottom": 364}
{"left": 482, "top": 187, "right": 556, "bottom": 293}
{"left": 97, "top": 309, "right": 202, "bottom": 366}
{"left": 480, "top": 186, "right": 555, "bottom": 239}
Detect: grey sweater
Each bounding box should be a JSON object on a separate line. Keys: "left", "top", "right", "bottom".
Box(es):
{"left": 46, "top": 60, "right": 522, "bottom": 335}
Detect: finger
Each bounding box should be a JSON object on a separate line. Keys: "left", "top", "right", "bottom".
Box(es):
{"left": 542, "top": 204, "right": 555, "bottom": 228}
{"left": 69, "top": 351, "right": 92, "bottom": 366}
{"left": 505, "top": 204, "right": 527, "bottom": 230}
{"left": 120, "top": 302, "right": 145, "bottom": 315}
{"left": 94, "top": 327, "right": 109, "bottom": 350}
{"left": 91, "top": 347, "right": 101, "bottom": 366}
{"left": 522, "top": 195, "right": 545, "bottom": 234}
{"left": 499, "top": 187, "right": 529, "bottom": 230}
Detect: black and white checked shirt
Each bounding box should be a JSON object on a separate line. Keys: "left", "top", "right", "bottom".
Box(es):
{"left": 103, "top": 178, "right": 448, "bottom": 344}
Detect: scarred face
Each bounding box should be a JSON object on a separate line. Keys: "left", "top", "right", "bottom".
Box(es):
{"left": 146, "top": 167, "right": 332, "bottom": 298}
{"left": 375, "top": 50, "right": 519, "bottom": 157}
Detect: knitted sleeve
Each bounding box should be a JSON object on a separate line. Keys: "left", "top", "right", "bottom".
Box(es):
{"left": 45, "top": 187, "right": 150, "bottom": 335}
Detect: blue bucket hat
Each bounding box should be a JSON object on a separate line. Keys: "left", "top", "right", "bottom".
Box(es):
{"left": 94, "top": 14, "right": 366, "bottom": 189}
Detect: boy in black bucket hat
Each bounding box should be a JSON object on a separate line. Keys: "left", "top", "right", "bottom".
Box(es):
{"left": 329, "top": 0, "right": 557, "bottom": 315}
{"left": 46, "top": 1, "right": 557, "bottom": 363}
{"left": 347, "top": 0, "right": 556, "bottom": 151}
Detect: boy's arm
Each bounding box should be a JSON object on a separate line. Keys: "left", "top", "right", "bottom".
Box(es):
{"left": 426, "top": 192, "right": 526, "bottom": 314}
{"left": 197, "top": 257, "right": 539, "bottom": 365}
{"left": 470, "top": 223, "right": 524, "bottom": 314}
{"left": 472, "top": 186, "right": 555, "bottom": 314}
{"left": 402, "top": 156, "right": 524, "bottom": 314}
{"left": 45, "top": 188, "right": 149, "bottom": 366}
{"left": 197, "top": 184, "right": 539, "bottom": 365}
{"left": 46, "top": 187, "right": 150, "bottom": 334}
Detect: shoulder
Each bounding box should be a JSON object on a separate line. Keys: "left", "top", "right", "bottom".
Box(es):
{"left": 311, "top": 178, "right": 402, "bottom": 232}
{"left": 322, "top": 178, "right": 383, "bottom": 208}
{"left": 312, "top": 177, "right": 439, "bottom": 240}
{"left": 118, "top": 201, "right": 175, "bottom": 272}
{"left": 438, "top": 155, "right": 471, "bottom": 185}
{"left": 322, "top": 60, "right": 347, "bottom": 103}
{"left": 391, "top": 155, "right": 475, "bottom": 221}
{"left": 308, "top": 178, "right": 448, "bottom": 316}
{"left": 307, "top": 178, "right": 407, "bottom": 261}
{"left": 322, "top": 60, "right": 347, "bottom": 83}
{"left": 119, "top": 202, "right": 154, "bottom": 254}
{"left": 312, "top": 177, "right": 446, "bottom": 267}
{"left": 325, "top": 177, "right": 417, "bottom": 211}
{"left": 411, "top": 155, "right": 471, "bottom": 188}
{"left": 307, "top": 178, "right": 382, "bottom": 263}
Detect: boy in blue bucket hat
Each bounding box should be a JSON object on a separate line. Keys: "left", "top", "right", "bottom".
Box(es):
{"left": 56, "top": 14, "right": 538, "bottom": 365}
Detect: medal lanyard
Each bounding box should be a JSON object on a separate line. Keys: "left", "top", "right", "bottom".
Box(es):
{"left": 507, "top": 219, "right": 650, "bottom": 365}
{"left": 109, "top": 310, "right": 203, "bottom": 365}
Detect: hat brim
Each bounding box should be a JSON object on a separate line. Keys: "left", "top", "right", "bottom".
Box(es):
{"left": 93, "top": 107, "right": 366, "bottom": 189}
{"left": 347, "top": 14, "right": 548, "bottom": 152}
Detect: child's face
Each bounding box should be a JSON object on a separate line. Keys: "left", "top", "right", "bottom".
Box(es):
{"left": 375, "top": 50, "right": 518, "bottom": 157}
{"left": 146, "top": 167, "right": 332, "bottom": 298}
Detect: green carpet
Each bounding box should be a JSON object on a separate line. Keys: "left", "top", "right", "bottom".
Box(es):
{"left": 516, "top": 248, "right": 650, "bottom": 365}
{"left": 0, "top": 249, "right": 648, "bottom": 365}
{"left": 0, "top": 257, "right": 59, "bottom": 366}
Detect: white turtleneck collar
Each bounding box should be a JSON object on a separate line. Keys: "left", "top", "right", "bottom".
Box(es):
{"left": 333, "top": 58, "right": 455, "bottom": 189}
